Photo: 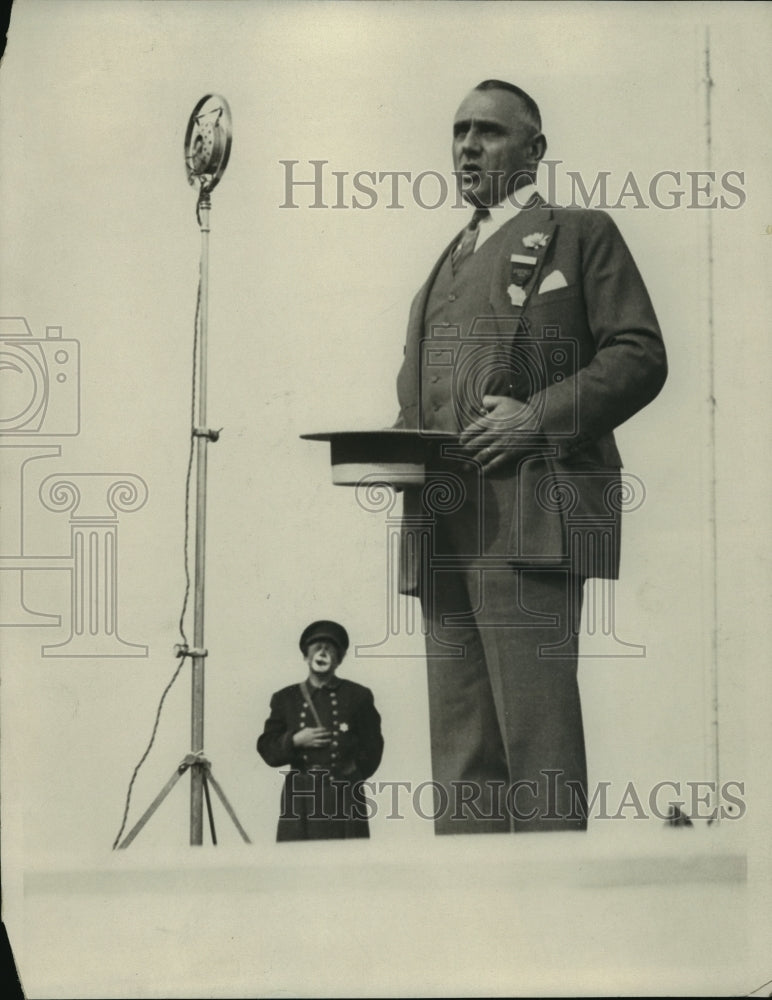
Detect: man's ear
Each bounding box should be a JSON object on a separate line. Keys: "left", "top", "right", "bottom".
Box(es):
{"left": 530, "top": 132, "right": 547, "bottom": 168}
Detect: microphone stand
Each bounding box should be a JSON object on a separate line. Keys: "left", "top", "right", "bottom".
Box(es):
{"left": 117, "top": 152, "right": 250, "bottom": 848}
{"left": 190, "top": 184, "right": 213, "bottom": 845}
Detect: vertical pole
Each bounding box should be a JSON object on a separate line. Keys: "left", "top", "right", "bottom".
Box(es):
{"left": 703, "top": 28, "right": 720, "bottom": 821}
{"left": 191, "top": 191, "right": 211, "bottom": 845}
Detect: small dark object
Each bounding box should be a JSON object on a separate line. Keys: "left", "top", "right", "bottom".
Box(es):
{"left": 665, "top": 803, "right": 693, "bottom": 827}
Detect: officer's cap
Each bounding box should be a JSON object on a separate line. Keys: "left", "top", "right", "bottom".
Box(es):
{"left": 300, "top": 620, "right": 349, "bottom": 656}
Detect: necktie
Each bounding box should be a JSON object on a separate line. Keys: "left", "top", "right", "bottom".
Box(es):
{"left": 451, "top": 207, "right": 490, "bottom": 272}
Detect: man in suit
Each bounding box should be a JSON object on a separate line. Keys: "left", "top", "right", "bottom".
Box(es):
{"left": 257, "top": 620, "right": 384, "bottom": 841}
{"left": 395, "top": 80, "right": 667, "bottom": 833}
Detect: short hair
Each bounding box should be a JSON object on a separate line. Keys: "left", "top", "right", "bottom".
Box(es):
{"left": 474, "top": 79, "right": 542, "bottom": 133}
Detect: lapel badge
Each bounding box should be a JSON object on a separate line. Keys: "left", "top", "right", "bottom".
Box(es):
{"left": 522, "top": 231, "right": 550, "bottom": 250}
{"left": 509, "top": 253, "right": 537, "bottom": 287}
{"left": 508, "top": 252, "right": 537, "bottom": 306}
{"left": 507, "top": 284, "right": 527, "bottom": 306}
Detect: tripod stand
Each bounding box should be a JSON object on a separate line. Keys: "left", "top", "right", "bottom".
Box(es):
{"left": 117, "top": 96, "right": 250, "bottom": 848}
{"left": 117, "top": 752, "right": 251, "bottom": 848}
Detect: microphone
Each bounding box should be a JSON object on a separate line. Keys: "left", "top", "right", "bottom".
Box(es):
{"left": 184, "top": 95, "right": 232, "bottom": 194}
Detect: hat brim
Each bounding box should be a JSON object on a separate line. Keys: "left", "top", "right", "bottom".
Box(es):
{"left": 302, "top": 633, "right": 345, "bottom": 652}
{"left": 301, "top": 429, "right": 458, "bottom": 487}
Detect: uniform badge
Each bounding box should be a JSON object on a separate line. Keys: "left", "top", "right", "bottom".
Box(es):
{"left": 339, "top": 722, "right": 349, "bottom": 732}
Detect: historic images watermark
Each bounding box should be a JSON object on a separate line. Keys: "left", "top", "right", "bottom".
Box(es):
{"left": 280, "top": 770, "right": 746, "bottom": 824}
{"left": 279, "top": 160, "right": 746, "bottom": 211}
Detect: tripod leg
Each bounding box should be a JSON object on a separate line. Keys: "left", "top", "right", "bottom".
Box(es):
{"left": 117, "top": 766, "right": 187, "bottom": 849}
{"left": 202, "top": 769, "right": 217, "bottom": 845}
{"left": 206, "top": 770, "right": 252, "bottom": 844}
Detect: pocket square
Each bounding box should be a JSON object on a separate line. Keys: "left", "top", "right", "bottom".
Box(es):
{"left": 538, "top": 270, "right": 568, "bottom": 294}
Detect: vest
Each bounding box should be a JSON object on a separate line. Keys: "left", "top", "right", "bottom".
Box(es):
{"left": 420, "top": 227, "right": 514, "bottom": 433}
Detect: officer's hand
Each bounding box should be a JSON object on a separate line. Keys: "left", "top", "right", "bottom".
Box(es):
{"left": 459, "top": 395, "right": 540, "bottom": 473}
{"left": 292, "top": 727, "right": 331, "bottom": 748}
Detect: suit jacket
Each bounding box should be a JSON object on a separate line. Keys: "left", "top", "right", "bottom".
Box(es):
{"left": 395, "top": 199, "right": 667, "bottom": 589}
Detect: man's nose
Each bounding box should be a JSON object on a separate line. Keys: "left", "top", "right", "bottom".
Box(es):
{"left": 460, "top": 126, "right": 481, "bottom": 153}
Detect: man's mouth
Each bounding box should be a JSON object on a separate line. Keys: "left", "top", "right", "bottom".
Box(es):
{"left": 458, "top": 165, "right": 483, "bottom": 192}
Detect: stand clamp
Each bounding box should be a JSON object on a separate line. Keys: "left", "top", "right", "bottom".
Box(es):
{"left": 174, "top": 644, "right": 209, "bottom": 659}
{"left": 178, "top": 751, "right": 211, "bottom": 774}
{"left": 193, "top": 427, "right": 222, "bottom": 442}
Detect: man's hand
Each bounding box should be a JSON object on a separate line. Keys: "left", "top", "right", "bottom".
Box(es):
{"left": 459, "top": 394, "right": 540, "bottom": 473}
{"left": 292, "top": 727, "right": 331, "bottom": 748}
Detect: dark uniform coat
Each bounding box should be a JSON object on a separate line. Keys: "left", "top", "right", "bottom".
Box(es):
{"left": 257, "top": 676, "right": 384, "bottom": 841}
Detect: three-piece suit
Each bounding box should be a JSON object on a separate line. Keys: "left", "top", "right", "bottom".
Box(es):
{"left": 395, "top": 195, "right": 667, "bottom": 832}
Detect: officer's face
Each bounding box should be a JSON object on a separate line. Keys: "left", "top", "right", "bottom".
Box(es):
{"left": 452, "top": 88, "right": 545, "bottom": 208}
{"left": 305, "top": 640, "right": 342, "bottom": 677}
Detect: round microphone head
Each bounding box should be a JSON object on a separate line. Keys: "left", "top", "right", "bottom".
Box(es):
{"left": 184, "top": 94, "right": 232, "bottom": 193}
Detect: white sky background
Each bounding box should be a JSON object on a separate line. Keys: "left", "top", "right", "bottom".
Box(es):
{"left": 1, "top": 1, "right": 770, "bottom": 996}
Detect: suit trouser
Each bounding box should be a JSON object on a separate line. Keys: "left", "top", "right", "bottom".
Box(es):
{"left": 422, "top": 562, "right": 588, "bottom": 833}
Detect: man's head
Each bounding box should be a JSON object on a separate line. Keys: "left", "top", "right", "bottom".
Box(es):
{"left": 453, "top": 79, "right": 547, "bottom": 208}
{"left": 299, "top": 620, "right": 349, "bottom": 681}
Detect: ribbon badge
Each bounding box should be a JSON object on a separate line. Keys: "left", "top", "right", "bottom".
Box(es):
{"left": 507, "top": 253, "right": 537, "bottom": 307}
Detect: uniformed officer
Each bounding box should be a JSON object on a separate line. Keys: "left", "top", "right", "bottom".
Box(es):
{"left": 257, "top": 620, "right": 384, "bottom": 841}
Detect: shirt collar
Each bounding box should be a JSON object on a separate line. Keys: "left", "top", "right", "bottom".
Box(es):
{"left": 306, "top": 674, "right": 341, "bottom": 692}
{"left": 489, "top": 182, "right": 538, "bottom": 223}
{"left": 469, "top": 182, "right": 539, "bottom": 252}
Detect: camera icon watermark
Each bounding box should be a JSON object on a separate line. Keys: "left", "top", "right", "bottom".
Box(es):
{"left": 0, "top": 315, "right": 148, "bottom": 656}
{"left": 419, "top": 317, "right": 578, "bottom": 439}
{"left": 0, "top": 317, "right": 80, "bottom": 436}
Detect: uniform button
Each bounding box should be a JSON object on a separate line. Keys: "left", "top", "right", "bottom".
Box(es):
{"left": 448, "top": 293, "right": 456, "bottom": 302}
{"left": 332, "top": 740, "right": 338, "bottom": 747}
{"left": 430, "top": 375, "right": 439, "bottom": 383}
{"left": 303, "top": 753, "right": 308, "bottom": 760}
{"left": 433, "top": 404, "right": 440, "bottom": 412}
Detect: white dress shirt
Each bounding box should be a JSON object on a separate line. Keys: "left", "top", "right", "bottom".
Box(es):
{"left": 472, "top": 182, "right": 539, "bottom": 252}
